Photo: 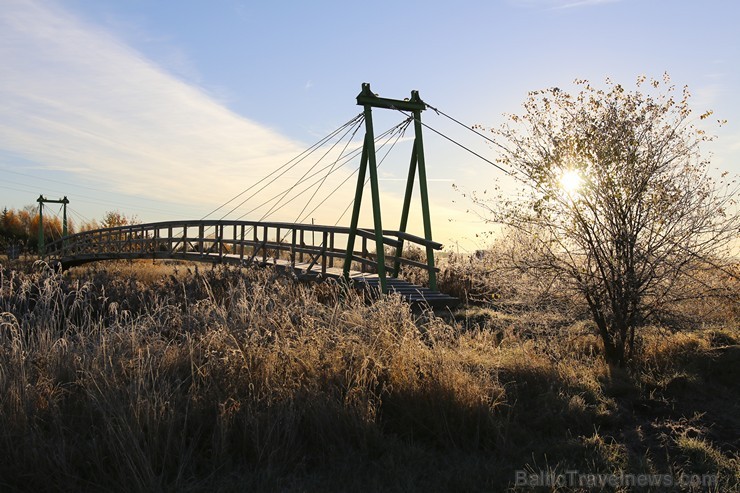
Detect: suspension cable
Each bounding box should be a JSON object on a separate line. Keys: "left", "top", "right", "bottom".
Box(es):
{"left": 69, "top": 207, "right": 92, "bottom": 224}
{"left": 247, "top": 119, "right": 410, "bottom": 225}
{"left": 296, "top": 117, "right": 411, "bottom": 225}
{"left": 391, "top": 106, "right": 515, "bottom": 177}
{"left": 425, "top": 103, "right": 511, "bottom": 153}
{"left": 292, "top": 117, "right": 412, "bottom": 227}
{"left": 235, "top": 151, "right": 358, "bottom": 222}
{"left": 333, "top": 118, "right": 412, "bottom": 226}
{"left": 291, "top": 116, "right": 365, "bottom": 224}
{"left": 40, "top": 204, "right": 64, "bottom": 243}
{"left": 271, "top": 116, "right": 411, "bottom": 245}
{"left": 201, "top": 112, "right": 364, "bottom": 220}
{"left": 69, "top": 207, "right": 93, "bottom": 231}
{"left": 247, "top": 114, "right": 365, "bottom": 222}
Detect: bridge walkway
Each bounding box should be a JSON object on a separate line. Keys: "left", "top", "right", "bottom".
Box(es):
{"left": 45, "top": 219, "right": 458, "bottom": 308}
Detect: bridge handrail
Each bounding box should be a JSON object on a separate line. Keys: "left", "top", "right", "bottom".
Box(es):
{"left": 47, "top": 220, "right": 442, "bottom": 250}
{"left": 44, "top": 219, "right": 442, "bottom": 276}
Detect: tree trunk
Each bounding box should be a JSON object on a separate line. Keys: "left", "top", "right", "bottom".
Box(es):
{"left": 586, "top": 296, "right": 627, "bottom": 367}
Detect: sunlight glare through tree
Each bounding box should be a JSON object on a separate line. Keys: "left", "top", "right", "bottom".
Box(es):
{"left": 559, "top": 169, "right": 583, "bottom": 196}
{"left": 471, "top": 74, "right": 740, "bottom": 366}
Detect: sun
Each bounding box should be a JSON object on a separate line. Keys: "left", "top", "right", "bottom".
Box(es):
{"left": 559, "top": 169, "right": 583, "bottom": 195}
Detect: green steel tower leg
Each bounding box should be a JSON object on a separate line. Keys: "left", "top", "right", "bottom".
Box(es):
{"left": 61, "top": 196, "right": 69, "bottom": 253}
{"left": 343, "top": 134, "right": 369, "bottom": 281}
{"left": 343, "top": 103, "right": 388, "bottom": 293}
{"left": 62, "top": 196, "right": 69, "bottom": 237}
{"left": 413, "top": 107, "right": 437, "bottom": 290}
{"left": 393, "top": 146, "right": 417, "bottom": 276}
{"left": 37, "top": 195, "right": 44, "bottom": 255}
{"left": 363, "top": 103, "right": 388, "bottom": 293}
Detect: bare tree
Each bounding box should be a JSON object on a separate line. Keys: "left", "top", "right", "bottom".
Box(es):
{"left": 472, "top": 75, "right": 739, "bottom": 366}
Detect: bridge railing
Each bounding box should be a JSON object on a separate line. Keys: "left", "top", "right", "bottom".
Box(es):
{"left": 44, "top": 220, "right": 442, "bottom": 281}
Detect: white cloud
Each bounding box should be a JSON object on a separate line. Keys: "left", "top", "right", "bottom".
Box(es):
{"left": 0, "top": 0, "right": 345, "bottom": 220}
{"left": 0, "top": 0, "right": 465, "bottom": 244}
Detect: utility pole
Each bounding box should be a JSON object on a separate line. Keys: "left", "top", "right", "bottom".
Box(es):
{"left": 37, "top": 195, "right": 69, "bottom": 255}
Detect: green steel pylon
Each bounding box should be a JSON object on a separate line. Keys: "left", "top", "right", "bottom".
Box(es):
{"left": 37, "top": 195, "right": 69, "bottom": 255}
{"left": 343, "top": 83, "right": 437, "bottom": 292}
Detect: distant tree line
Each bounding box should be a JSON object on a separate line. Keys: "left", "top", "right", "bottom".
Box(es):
{"left": 1, "top": 206, "right": 137, "bottom": 255}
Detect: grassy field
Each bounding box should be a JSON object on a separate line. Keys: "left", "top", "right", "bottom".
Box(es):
{"left": 0, "top": 259, "right": 738, "bottom": 492}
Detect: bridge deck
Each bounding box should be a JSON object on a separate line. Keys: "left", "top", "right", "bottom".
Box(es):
{"left": 46, "top": 219, "right": 458, "bottom": 309}
{"left": 274, "top": 259, "right": 458, "bottom": 308}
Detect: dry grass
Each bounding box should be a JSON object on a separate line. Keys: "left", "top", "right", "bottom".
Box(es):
{"left": 0, "top": 260, "right": 737, "bottom": 492}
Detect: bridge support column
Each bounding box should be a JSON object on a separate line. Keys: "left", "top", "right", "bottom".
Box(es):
{"left": 411, "top": 105, "right": 437, "bottom": 290}
{"left": 358, "top": 101, "right": 388, "bottom": 293}
{"left": 344, "top": 83, "right": 437, "bottom": 293}
{"left": 37, "top": 196, "right": 44, "bottom": 255}
{"left": 343, "top": 133, "right": 370, "bottom": 285}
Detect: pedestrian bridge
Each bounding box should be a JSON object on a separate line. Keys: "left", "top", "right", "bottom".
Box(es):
{"left": 44, "top": 219, "right": 458, "bottom": 308}
{"left": 39, "top": 83, "right": 471, "bottom": 308}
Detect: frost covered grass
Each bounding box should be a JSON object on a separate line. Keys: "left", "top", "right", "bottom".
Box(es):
{"left": 0, "top": 261, "right": 737, "bottom": 492}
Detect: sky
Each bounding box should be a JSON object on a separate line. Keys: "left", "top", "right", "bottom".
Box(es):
{"left": 1, "top": 0, "right": 739, "bottom": 252}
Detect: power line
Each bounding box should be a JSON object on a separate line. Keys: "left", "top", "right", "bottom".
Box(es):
{"left": 0, "top": 178, "right": 191, "bottom": 217}
{"left": 0, "top": 166, "right": 162, "bottom": 201}
{"left": 0, "top": 167, "right": 199, "bottom": 215}
{"left": 0, "top": 183, "right": 38, "bottom": 195}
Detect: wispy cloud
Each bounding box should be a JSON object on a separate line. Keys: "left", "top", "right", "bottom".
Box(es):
{"left": 0, "top": 0, "right": 336, "bottom": 218}
{"left": 509, "top": 0, "right": 620, "bottom": 10}
{"left": 0, "top": 0, "right": 461, "bottom": 240}
{"left": 552, "top": 0, "right": 619, "bottom": 9}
